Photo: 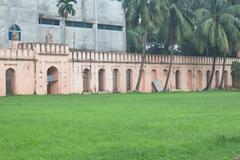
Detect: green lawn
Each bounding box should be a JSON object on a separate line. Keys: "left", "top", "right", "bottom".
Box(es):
{"left": 0, "top": 91, "right": 240, "bottom": 160}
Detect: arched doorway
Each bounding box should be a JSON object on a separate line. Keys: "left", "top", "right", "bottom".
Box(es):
{"left": 215, "top": 71, "right": 220, "bottom": 88}
{"left": 224, "top": 71, "right": 228, "bottom": 88}
{"left": 206, "top": 70, "right": 211, "bottom": 84}
{"left": 141, "top": 70, "right": 146, "bottom": 91}
{"left": 163, "top": 69, "right": 168, "bottom": 89}
{"left": 196, "top": 70, "right": 203, "bottom": 90}
{"left": 126, "top": 69, "right": 132, "bottom": 91}
{"left": 47, "top": 66, "right": 59, "bottom": 94}
{"left": 163, "top": 69, "right": 168, "bottom": 80}
{"left": 231, "top": 71, "right": 236, "bottom": 88}
{"left": 151, "top": 69, "right": 157, "bottom": 92}
{"left": 187, "top": 70, "right": 193, "bottom": 90}
{"left": 151, "top": 69, "right": 157, "bottom": 81}
{"left": 6, "top": 68, "right": 16, "bottom": 96}
{"left": 83, "top": 69, "right": 91, "bottom": 92}
{"left": 98, "top": 69, "right": 105, "bottom": 92}
{"left": 113, "top": 69, "right": 120, "bottom": 92}
{"left": 175, "top": 70, "right": 181, "bottom": 90}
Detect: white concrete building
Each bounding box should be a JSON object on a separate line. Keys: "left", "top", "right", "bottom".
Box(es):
{"left": 0, "top": 0, "right": 126, "bottom": 52}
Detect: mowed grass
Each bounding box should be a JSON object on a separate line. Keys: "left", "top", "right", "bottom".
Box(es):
{"left": 0, "top": 92, "right": 240, "bottom": 160}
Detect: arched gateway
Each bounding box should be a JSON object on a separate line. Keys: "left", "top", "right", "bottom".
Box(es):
{"left": 113, "top": 69, "right": 120, "bottom": 92}
{"left": 196, "top": 70, "right": 203, "bottom": 90}
{"left": 187, "top": 70, "right": 193, "bottom": 90}
{"left": 98, "top": 69, "right": 105, "bottom": 92}
{"left": 83, "top": 69, "right": 91, "bottom": 92}
{"left": 126, "top": 69, "right": 132, "bottom": 91}
{"left": 6, "top": 68, "right": 16, "bottom": 96}
{"left": 47, "top": 66, "right": 59, "bottom": 94}
{"left": 175, "top": 70, "right": 181, "bottom": 90}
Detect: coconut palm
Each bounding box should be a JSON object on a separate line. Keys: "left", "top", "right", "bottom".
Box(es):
{"left": 219, "top": 23, "right": 240, "bottom": 88}
{"left": 123, "top": 0, "right": 169, "bottom": 92}
{"left": 57, "top": 0, "right": 77, "bottom": 43}
{"left": 163, "top": 1, "right": 195, "bottom": 91}
{"left": 219, "top": 1, "right": 240, "bottom": 89}
{"left": 194, "top": 0, "right": 240, "bottom": 90}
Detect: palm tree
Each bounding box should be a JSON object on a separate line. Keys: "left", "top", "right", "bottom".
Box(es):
{"left": 57, "top": 0, "right": 77, "bottom": 43}
{"left": 219, "top": 1, "right": 240, "bottom": 89}
{"left": 194, "top": 0, "right": 240, "bottom": 90}
{"left": 163, "top": 1, "right": 194, "bottom": 91}
{"left": 123, "top": 0, "right": 169, "bottom": 92}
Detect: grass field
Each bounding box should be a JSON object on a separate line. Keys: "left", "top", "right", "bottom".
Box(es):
{"left": 0, "top": 91, "right": 240, "bottom": 160}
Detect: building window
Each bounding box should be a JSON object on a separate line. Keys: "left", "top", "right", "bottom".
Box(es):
{"left": 98, "top": 24, "right": 123, "bottom": 31}
{"left": 39, "top": 18, "right": 60, "bottom": 26}
{"left": 66, "top": 21, "right": 93, "bottom": 28}
{"left": 111, "top": 0, "right": 122, "bottom": 2}
{"left": 8, "top": 24, "right": 21, "bottom": 41}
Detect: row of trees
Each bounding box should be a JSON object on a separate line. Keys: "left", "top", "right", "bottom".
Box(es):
{"left": 123, "top": 0, "right": 240, "bottom": 92}
{"left": 56, "top": 0, "right": 240, "bottom": 92}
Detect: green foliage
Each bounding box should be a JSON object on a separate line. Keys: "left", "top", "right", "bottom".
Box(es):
{"left": 127, "top": 28, "right": 144, "bottom": 53}
{"left": 1, "top": 92, "right": 240, "bottom": 160}
{"left": 124, "top": 0, "right": 240, "bottom": 56}
{"left": 123, "top": 0, "right": 168, "bottom": 30}
{"left": 56, "top": 0, "right": 77, "bottom": 18}
{"left": 232, "top": 62, "right": 240, "bottom": 79}
{"left": 123, "top": 0, "right": 169, "bottom": 53}
{"left": 165, "top": 2, "right": 195, "bottom": 47}
{"left": 193, "top": 0, "right": 240, "bottom": 57}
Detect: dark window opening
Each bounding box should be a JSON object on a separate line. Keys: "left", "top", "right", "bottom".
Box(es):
{"left": 39, "top": 18, "right": 60, "bottom": 26}
{"left": 98, "top": 24, "right": 123, "bottom": 31}
{"left": 66, "top": 21, "right": 93, "bottom": 28}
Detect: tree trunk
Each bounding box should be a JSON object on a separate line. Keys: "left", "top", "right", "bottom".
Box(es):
{"left": 204, "top": 53, "right": 217, "bottom": 90}
{"left": 135, "top": 30, "right": 148, "bottom": 92}
{"left": 219, "top": 52, "right": 227, "bottom": 89}
{"left": 163, "top": 26, "right": 174, "bottom": 92}
{"left": 62, "top": 17, "right": 67, "bottom": 43}
{"left": 163, "top": 50, "right": 174, "bottom": 91}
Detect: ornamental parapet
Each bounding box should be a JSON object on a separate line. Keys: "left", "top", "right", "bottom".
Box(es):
{"left": 0, "top": 48, "right": 35, "bottom": 60}
{"left": 71, "top": 51, "right": 240, "bottom": 65}
{"left": 17, "top": 43, "right": 69, "bottom": 55}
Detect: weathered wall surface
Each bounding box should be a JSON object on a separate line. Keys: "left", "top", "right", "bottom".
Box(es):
{"left": 70, "top": 52, "right": 236, "bottom": 93}
{"left": 0, "top": 43, "right": 239, "bottom": 96}
{"left": 0, "top": 48, "right": 35, "bottom": 96}
{"left": 0, "top": 0, "right": 126, "bottom": 51}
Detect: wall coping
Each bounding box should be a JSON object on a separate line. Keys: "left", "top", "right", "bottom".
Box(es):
{"left": 0, "top": 43, "right": 239, "bottom": 65}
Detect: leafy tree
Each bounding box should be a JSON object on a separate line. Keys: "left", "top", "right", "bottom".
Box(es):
{"left": 163, "top": 1, "right": 195, "bottom": 91}
{"left": 232, "top": 62, "right": 240, "bottom": 88}
{"left": 219, "top": 15, "right": 240, "bottom": 88}
{"left": 194, "top": 0, "right": 240, "bottom": 90}
{"left": 123, "top": 0, "right": 168, "bottom": 92}
{"left": 57, "top": 0, "right": 77, "bottom": 43}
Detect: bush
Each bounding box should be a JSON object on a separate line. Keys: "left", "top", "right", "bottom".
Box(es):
{"left": 231, "top": 62, "right": 240, "bottom": 88}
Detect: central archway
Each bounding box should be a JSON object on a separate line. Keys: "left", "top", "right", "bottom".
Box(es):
{"left": 196, "top": 70, "right": 203, "bottom": 90}
{"left": 6, "top": 68, "right": 16, "bottom": 96}
{"left": 126, "top": 69, "right": 132, "bottom": 91}
{"left": 187, "top": 70, "right": 193, "bottom": 90}
{"left": 224, "top": 71, "right": 228, "bottom": 88}
{"left": 47, "top": 66, "right": 59, "bottom": 94}
{"left": 98, "top": 69, "right": 105, "bottom": 92}
{"left": 113, "top": 69, "right": 120, "bottom": 92}
{"left": 163, "top": 69, "right": 168, "bottom": 90}
{"left": 206, "top": 70, "right": 211, "bottom": 85}
{"left": 141, "top": 70, "right": 146, "bottom": 92}
{"left": 151, "top": 69, "right": 157, "bottom": 92}
{"left": 215, "top": 71, "right": 220, "bottom": 88}
{"left": 83, "top": 69, "right": 91, "bottom": 92}
{"left": 175, "top": 70, "right": 181, "bottom": 90}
